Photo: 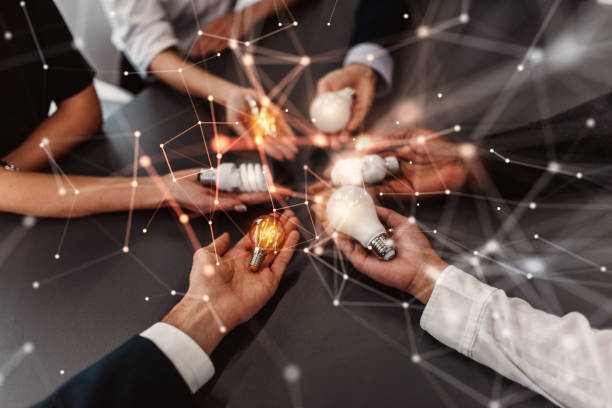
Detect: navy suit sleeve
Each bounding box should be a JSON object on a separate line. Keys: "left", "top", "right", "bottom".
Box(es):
{"left": 32, "top": 336, "right": 195, "bottom": 408}
{"left": 350, "top": 0, "right": 413, "bottom": 46}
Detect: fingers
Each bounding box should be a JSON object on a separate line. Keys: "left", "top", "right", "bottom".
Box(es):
{"left": 203, "top": 232, "right": 232, "bottom": 256}
{"left": 346, "top": 80, "right": 375, "bottom": 132}
{"left": 374, "top": 206, "right": 406, "bottom": 228}
{"left": 269, "top": 229, "right": 300, "bottom": 279}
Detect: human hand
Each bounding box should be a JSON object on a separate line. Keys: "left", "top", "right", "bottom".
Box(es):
{"left": 313, "top": 204, "right": 447, "bottom": 304}
{"left": 190, "top": 4, "right": 264, "bottom": 57}
{"left": 308, "top": 126, "right": 475, "bottom": 197}
{"left": 161, "top": 168, "right": 290, "bottom": 213}
{"left": 162, "top": 210, "right": 301, "bottom": 353}
{"left": 316, "top": 63, "right": 377, "bottom": 149}
{"left": 225, "top": 87, "right": 298, "bottom": 161}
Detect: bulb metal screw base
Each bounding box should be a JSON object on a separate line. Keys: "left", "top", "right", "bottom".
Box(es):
{"left": 368, "top": 233, "right": 396, "bottom": 261}
{"left": 249, "top": 247, "right": 267, "bottom": 271}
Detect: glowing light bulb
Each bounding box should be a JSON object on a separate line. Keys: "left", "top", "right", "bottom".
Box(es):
{"left": 245, "top": 95, "right": 278, "bottom": 140}
{"left": 198, "top": 162, "right": 271, "bottom": 192}
{"left": 326, "top": 186, "right": 396, "bottom": 260}
{"left": 249, "top": 215, "right": 286, "bottom": 271}
{"left": 310, "top": 87, "right": 355, "bottom": 133}
{"left": 331, "top": 154, "right": 400, "bottom": 186}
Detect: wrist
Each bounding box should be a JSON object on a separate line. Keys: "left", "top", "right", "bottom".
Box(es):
{"left": 162, "top": 297, "right": 225, "bottom": 355}
{"left": 408, "top": 257, "right": 448, "bottom": 304}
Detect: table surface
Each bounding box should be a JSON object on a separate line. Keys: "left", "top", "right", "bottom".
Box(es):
{"left": 3, "top": 1, "right": 612, "bottom": 407}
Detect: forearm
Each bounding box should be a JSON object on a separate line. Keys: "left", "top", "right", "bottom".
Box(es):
{"left": 421, "top": 266, "right": 612, "bottom": 408}
{"left": 3, "top": 85, "right": 102, "bottom": 171}
{"left": 150, "top": 49, "right": 240, "bottom": 102}
{"left": 0, "top": 172, "right": 162, "bottom": 218}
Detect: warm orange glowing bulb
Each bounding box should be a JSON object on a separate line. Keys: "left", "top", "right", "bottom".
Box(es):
{"left": 250, "top": 107, "right": 278, "bottom": 141}
{"left": 249, "top": 215, "right": 286, "bottom": 271}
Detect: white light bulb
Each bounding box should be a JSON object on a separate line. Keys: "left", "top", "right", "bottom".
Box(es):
{"left": 198, "top": 162, "right": 270, "bottom": 192}
{"left": 310, "top": 87, "right": 355, "bottom": 133}
{"left": 331, "top": 154, "right": 400, "bottom": 186}
{"left": 326, "top": 186, "right": 396, "bottom": 260}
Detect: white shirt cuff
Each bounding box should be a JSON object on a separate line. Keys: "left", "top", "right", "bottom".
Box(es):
{"left": 140, "top": 322, "right": 215, "bottom": 393}
{"left": 343, "top": 42, "right": 393, "bottom": 96}
{"left": 420, "top": 265, "right": 498, "bottom": 357}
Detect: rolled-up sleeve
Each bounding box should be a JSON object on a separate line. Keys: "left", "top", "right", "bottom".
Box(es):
{"left": 421, "top": 265, "right": 612, "bottom": 408}
{"left": 101, "top": 0, "right": 178, "bottom": 75}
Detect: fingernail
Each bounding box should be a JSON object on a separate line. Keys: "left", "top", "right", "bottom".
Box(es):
{"left": 234, "top": 204, "right": 247, "bottom": 212}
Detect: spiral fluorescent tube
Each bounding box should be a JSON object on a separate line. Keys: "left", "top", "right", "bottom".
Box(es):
{"left": 198, "top": 162, "right": 270, "bottom": 192}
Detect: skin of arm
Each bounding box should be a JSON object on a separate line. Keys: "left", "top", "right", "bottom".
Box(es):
{"left": 0, "top": 168, "right": 284, "bottom": 218}
{"left": 3, "top": 84, "right": 103, "bottom": 171}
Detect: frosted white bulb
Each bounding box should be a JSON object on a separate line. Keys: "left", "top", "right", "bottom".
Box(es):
{"left": 326, "top": 186, "right": 396, "bottom": 261}
{"left": 310, "top": 87, "right": 355, "bottom": 133}
{"left": 198, "top": 162, "right": 270, "bottom": 192}
{"left": 331, "top": 154, "right": 400, "bottom": 186}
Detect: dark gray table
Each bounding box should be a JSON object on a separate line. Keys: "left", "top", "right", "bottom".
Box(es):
{"left": 3, "top": 1, "right": 612, "bottom": 407}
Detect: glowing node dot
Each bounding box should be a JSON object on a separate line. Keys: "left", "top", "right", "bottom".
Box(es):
{"left": 379, "top": 192, "right": 383, "bottom": 196}
{"left": 197, "top": 30, "right": 203, "bottom": 36}
{"left": 172, "top": 178, "right": 177, "bottom": 183}
{"left": 32, "top": 281, "right": 40, "bottom": 289}
{"left": 170, "top": 290, "right": 176, "bottom": 296}
{"left": 415, "top": 191, "right": 420, "bottom": 197}
{"left": 395, "top": 120, "right": 400, "bottom": 125}
{"left": 402, "top": 302, "right": 409, "bottom": 309}
{"left": 445, "top": 189, "right": 451, "bottom": 195}
{"left": 517, "top": 64, "right": 524, "bottom": 72}
{"left": 601, "top": 266, "right": 607, "bottom": 272}
{"left": 216, "top": 262, "right": 220, "bottom": 266}
{"left": 459, "top": 13, "right": 470, "bottom": 23}
{"left": 304, "top": 200, "right": 309, "bottom": 205}
{"left": 293, "top": 21, "right": 298, "bottom": 26}
{"left": 504, "top": 158, "right": 510, "bottom": 164}
{"left": 123, "top": 71, "right": 129, "bottom": 77}
{"left": 217, "top": 52, "right": 221, "bottom": 56}
{"left": 43, "top": 64, "right": 48, "bottom": 70}
{"left": 74, "top": 189, "right": 80, "bottom": 195}
{"left": 303, "top": 165, "right": 308, "bottom": 170}
{"left": 159, "top": 143, "right": 164, "bottom": 148}
{"left": 177, "top": 68, "right": 183, "bottom": 73}
{"left": 244, "top": 41, "right": 251, "bottom": 47}
{"left": 403, "top": 13, "right": 409, "bottom": 19}
{"left": 131, "top": 180, "right": 138, "bottom": 188}
{"left": 433, "top": 229, "right": 438, "bottom": 234}
{"left": 303, "top": 248, "right": 309, "bottom": 253}
{"left": 283, "top": 364, "right": 301, "bottom": 383}
{"left": 454, "top": 124, "right": 462, "bottom": 132}
{"left": 58, "top": 188, "right": 67, "bottom": 196}
{"left": 366, "top": 54, "right": 374, "bottom": 62}
{"left": 216, "top": 153, "right": 222, "bottom": 159}
{"left": 122, "top": 246, "right": 129, "bottom": 253}
{"left": 576, "top": 172, "right": 583, "bottom": 179}
{"left": 272, "top": 208, "right": 277, "bottom": 212}
{"left": 416, "top": 135, "right": 426, "bottom": 144}
{"left": 284, "top": 108, "right": 289, "bottom": 112}
{"left": 343, "top": 274, "right": 348, "bottom": 280}
{"left": 528, "top": 202, "right": 537, "bottom": 210}
{"left": 333, "top": 299, "right": 340, "bottom": 306}
{"left": 299, "top": 56, "right": 311, "bottom": 66}
{"left": 20, "top": 1, "right": 26, "bottom": 7}
{"left": 279, "top": 22, "right": 283, "bottom": 27}
{"left": 142, "top": 228, "right": 148, "bottom": 233}
{"left": 526, "top": 273, "right": 533, "bottom": 280}
{"left": 488, "top": 401, "right": 501, "bottom": 408}
{"left": 416, "top": 25, "right": 430, "bottom": 38}
{"left": 496, "top": 206, "right": 501, "bottom": 211}
{"left": 314, "top": 195, "right": 323, "bottom": 203}
{"left": 314, "top": 247, "right": 323, "bottom": 255}
{"left": 326, "top": 22, "right": 331, "bottom": 26}
{"left": 145, "top": 296, "right": 149, "bottom": 301}
{"left": 473, "top": 250, "right": 479, "bottom": 255}
{"left": 586, "top": 118, "right": 596, "bottom": 128}
{"left": 411, "top": 354, "right": 421, "bottom": 363}
{"left": 208, "top": 221, "right": 213, "bottom": 225}
{"left": 315, "top": 235, "right": 320, "bottom": 239}
{"left": 139, "top": 155, "right": 151, "bottom": 167}
{"left": 22, "top": 215, "right": 36, "bottom": 228}
{"left": 54, "top": 254, "right": 60, "bottom": 260}
{"left": 533, "top": 234, "right": 539, "bottom": 239}
{"left": 220, "top": 326, "right": 227, "bottom": 333}
{"left": 436, "top": 92, "right": 443, "bottom": 99}
{"left": 203, "top": 294, "right": 210, "bottom": 302}
{"left": 59, "top": 369, "right": 65, "bottom": 375}
{"left": 274, "top": 250, "right": 278, "bottom": 254}
{"left": 408, "top": 216, "right": 416, "bottom": 224}
{"left": 4, "top": 31, "right": 13, "bottom": 40}
{"left": 207, "top": 94, "right": 214, "bottom": 101}
{"left": 213, "top": 199, "right": 219, "bottom": 205}
{"left": 179, "top": 214, "right": 189, "bottom": 224}
{"left": 269, "top": 185, "right": 277, "bottom": 193}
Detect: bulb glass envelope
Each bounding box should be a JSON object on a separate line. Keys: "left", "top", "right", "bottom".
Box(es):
{"left": 245, "top": 95, "right": 278, "bottom": 141}
{"left": 249, "top": 215, "right": 286, "bottom": 271}
{"left": 310, "top": 87, "right": 355, "bottom": 133}
{"left": 326, "top": 186, "right": 396, "bottom": 260}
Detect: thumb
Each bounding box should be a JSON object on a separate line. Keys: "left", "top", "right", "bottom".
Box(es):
{"left": 346, "top": 83, "right": 374, "bottom": 132}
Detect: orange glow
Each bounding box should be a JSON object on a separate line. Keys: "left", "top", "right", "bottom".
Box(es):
{"left": 250, "top": 215, "right": 286, "bottom": 251}
{"left": 139, "top": 155, "right": 151, "bottom": 167}
{"left": 179, "top": 214, "right": 189, "bottom": 224}
{"left": 269, "top": 185, "right": 277, "bottom": 192}
{"left": 213, "top": 135, "right": 230, "bottom": 152}
{"left": 250, "top": 106, "right": 278, "bottom": 141}
{"left": 255, "top": 135, "right": 264, "bottom": 145}
{"left": 312, "top": 133, "right": 328, "bottom": 147}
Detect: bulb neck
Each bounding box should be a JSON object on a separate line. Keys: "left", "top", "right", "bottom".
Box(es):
{"left": 368, "top": 232, "right": 396, "bottom": 261}
{"left": 198, "top": 168, "right": 217, "bottom": 187}
{"left": 249, "top": 247, "right": 267, "bottom": 271}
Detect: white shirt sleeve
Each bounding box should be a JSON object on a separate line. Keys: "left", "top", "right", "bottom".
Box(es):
{"left": 140, "top": 322, "right": 215, "bottom": 393}
{"left": 343, "top": 42, "right": 393, "bottom": 96}
{"left": 101, "top": 0, "right": 179, "bottom": 75}
{"left": 421, "top": 265, "right": 612, "bottom": 408}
